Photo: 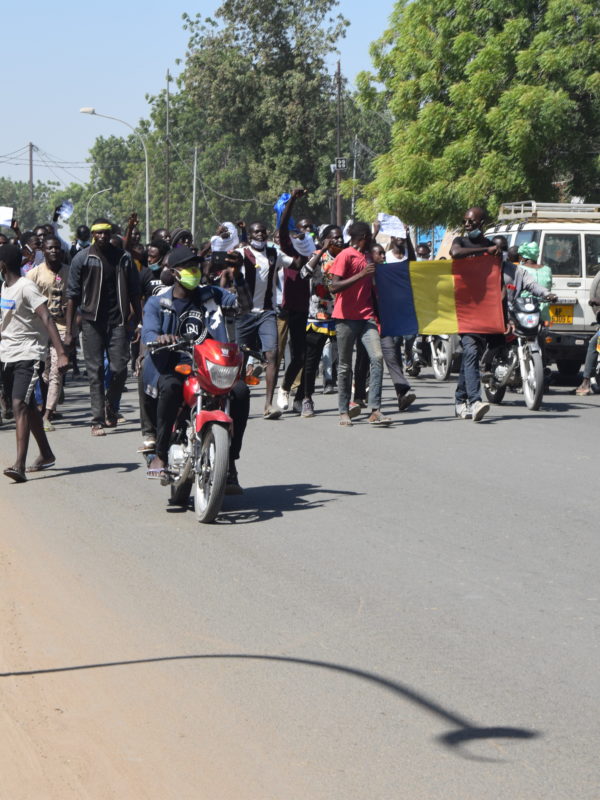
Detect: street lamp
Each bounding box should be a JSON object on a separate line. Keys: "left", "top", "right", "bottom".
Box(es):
{"left": 86, "top": 187, "right": 112, "bottom": 227}
{"left": 80, "top": 107, "right": 150, "bottom": 241}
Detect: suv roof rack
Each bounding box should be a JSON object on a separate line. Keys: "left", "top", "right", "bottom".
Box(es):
{"left": 497, "top": 201, "right": 600, "bottom": 222}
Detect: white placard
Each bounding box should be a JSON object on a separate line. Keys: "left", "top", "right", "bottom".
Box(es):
{"left": 0, "top": 206, "right": 14, "bottom": 227}
{"left": 377, "top": 212, "right": 405, "bottom": 237}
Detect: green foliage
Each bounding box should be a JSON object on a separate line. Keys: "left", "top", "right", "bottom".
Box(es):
{"left": 356, "top": 0, "right": 600, "bottom": 226}
{"left": 0, "top": 177, "right": 61, "bottom": 232}
{"left": 74, "top": 0, "right": 395, "bottom": 239}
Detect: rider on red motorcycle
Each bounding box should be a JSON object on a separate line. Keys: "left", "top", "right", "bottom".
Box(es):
{"left": 141, "top": 246, "right": 252, "bottom": 492}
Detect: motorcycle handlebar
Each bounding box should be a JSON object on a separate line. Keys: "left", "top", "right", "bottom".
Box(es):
{"left": 144, "top": 338, "right": 189, "bottom": 353}
{"left": 145, "top": 339, "right": 266, "bottom": 362}
{"left": 239, "top": 344, "right": 267, "bottom": 363}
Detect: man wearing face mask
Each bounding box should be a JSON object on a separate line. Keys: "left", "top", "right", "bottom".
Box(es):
{"left": 449, "top": 206, "right": 501, "bottom": 421}
{"left": 141, "top": 247, "right": 252, "bottom": 492}
{"left": 65, "top": 218, "right": 141, "bottom": 435}
{"left": 140, "top": 240, "right": 171, "bottom": 300}
{"left": 70, "top": 225, "right": 91, "bottom": 259}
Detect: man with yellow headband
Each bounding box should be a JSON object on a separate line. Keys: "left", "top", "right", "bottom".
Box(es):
{"left": 66, "top": 218, "right": 141, "bottom": 435}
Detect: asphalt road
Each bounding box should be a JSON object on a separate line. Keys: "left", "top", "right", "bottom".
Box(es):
{"left": 1, "top": 368, "right": 598, "bottom": 799}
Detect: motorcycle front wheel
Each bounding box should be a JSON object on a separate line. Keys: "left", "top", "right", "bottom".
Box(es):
{"left": 522, "top": 348, "right": 544, "bottom": 410}
{"left": 431, "top": 338, "right": 454, "bottom": 381}
{"left": 194, "top": 423, "right": 230, "bottom": 523}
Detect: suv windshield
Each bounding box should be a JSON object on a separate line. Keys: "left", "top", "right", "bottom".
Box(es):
{"left": 515, "top": 229, "right": 541, "bottom": 247}
{"left": 541, "top": 233, "right": 581, "bottom": 277}
{"left": 585, "top": 234, "right": 600, "bottom": 277}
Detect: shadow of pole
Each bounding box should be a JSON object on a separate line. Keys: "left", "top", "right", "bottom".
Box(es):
{"left": 1, "top": 652, "right": 539, "bottom": 760}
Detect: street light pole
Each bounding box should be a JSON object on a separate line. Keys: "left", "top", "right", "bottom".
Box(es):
{"left": 86, "top": 187, "right": 112, "bottom": 227}
{"left": 80, "top": 107, "right": 150, "bottom": 241}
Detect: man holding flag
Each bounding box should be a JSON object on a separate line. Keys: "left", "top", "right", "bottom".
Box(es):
{"left": 449, "top": 206, "right": 501, "bottom": 421}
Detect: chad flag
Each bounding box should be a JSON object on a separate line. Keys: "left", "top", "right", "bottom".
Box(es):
{"left": 375, "top": 255, "right": 505, "bottom": 337}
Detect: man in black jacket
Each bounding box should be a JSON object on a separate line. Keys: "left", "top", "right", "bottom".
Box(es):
{"left": 65, "top": 218, "right": 141, "bottom": 435}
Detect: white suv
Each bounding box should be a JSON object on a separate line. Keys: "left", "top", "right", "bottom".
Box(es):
{"left": 487, "top": 201, "right": 600, "bottom": 378}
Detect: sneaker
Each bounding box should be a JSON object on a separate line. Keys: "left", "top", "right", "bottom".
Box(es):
{"left": 454, "top": 402, "right": 471, "bottom": 419}
{"left": 301, "top": 398, "right": 315, "bottom": 417}
{"left": 323, "top": 382, "right": 335, "bottom": 394}
{"left": 292, "top": 398, "right": 303, "bottom": 415}
{"left": 225, "top": 465, "right": 243, "bottom": 495}
{"left": 471, "top": 400, "right": 490, "bottom": 422}
{"left": 354, "top": 397, "right": 368, "bottom": 408}
{"left": 398, "top": 391, "right": 416, "bottom": 412}
{"left": 276, "top": 386, "right": 290, "bottom": 411}
{"left": 348, "top": 402, "right": 362, "bottom": 419}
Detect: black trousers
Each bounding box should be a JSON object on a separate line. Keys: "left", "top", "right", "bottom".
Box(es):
{"left": 81, "top": 320, "right": 129, "bottom": 425}
{"left": 156, "top": 376, "right": 250, "bottom": 463}
{"left": 138, "top": 366, "right": 157, "bottom": 440}
{"left": 281, "top": 310, "right": 308, "bottom": 392}
{"left": 354, "top": 339, "right": 369, "bottom": 401}
{"left": 381, "top": 336, "right": 411, "bottom": 395}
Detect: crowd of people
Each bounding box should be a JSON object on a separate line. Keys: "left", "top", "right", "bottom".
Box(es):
{"left": 1, "top": 193, "right": 598, "bottom": 488}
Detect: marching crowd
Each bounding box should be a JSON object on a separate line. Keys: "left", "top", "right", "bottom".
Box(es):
{"left": 1, "top": 191, "right": 598, "bottom": 489}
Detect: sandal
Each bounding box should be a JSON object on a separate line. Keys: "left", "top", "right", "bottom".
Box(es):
{"left": 43, "top": 420, "right": 55, "bottom": 432}
{"left": 3, "top": 467, "right": 27, "bottom": 483}
{"left": 137, "top": 438, "right": 156, "bottom": 454}
{"left": 146, "top": 468, "right": 166, "bottom": 480}
{"left": 91, "top": 424, "right": 106, "bottom": 437}
{"left": 368, "top": 411, "right": 392, "bottom": 426}
{"left": 575, "top": 386, "right": 592, "bottom": 396}
{"left": 26, "top": 459, "right": 56, "bottom": 473}
{"left": 263, "top": 407, "right": 282, "bottom": 420}
{"left": 348, "top": 403, "right": 362, "bottom": 419}
{"left": 339, "top": 414, "right": 353, "bottom": 427}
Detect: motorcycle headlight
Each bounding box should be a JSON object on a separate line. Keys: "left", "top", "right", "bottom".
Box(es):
{"left": 516, "top": 311, "right": 538, "bottom": 327}
{"left": 206, "top": 360, "right": 239, "bottom": 389}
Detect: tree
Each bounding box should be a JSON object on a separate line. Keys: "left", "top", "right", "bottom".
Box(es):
{"left": 0, "top": 177, "right": 61, "bottom": 232}
{"left": 178, "top": 0, "right": 349, "bottom": 224}
{"left": 355, "top": 0, "right": 600, "bottom": 226}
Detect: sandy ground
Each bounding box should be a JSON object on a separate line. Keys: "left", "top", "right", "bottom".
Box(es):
{"left": 0, "top": 503, "right": 293, "bottom": 800}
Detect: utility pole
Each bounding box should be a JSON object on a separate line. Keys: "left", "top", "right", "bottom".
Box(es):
{"left": 29, "top": 142, "right": 34, "bottom": 203}
{"left": 351, "top": 134, "right": 358, "bottom": 219}
{"left": 335, "top": 61, "right": 342, "bottom": 227}
{"left": 165, "top": 71, "right": 171, "bottom": 230}
{"left": 191, "top": 146, "right": 198, "bottom": 243}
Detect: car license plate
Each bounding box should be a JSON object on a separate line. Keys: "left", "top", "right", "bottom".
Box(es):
{"left": 549, "top": 304, "right": 574, "bottom": 325}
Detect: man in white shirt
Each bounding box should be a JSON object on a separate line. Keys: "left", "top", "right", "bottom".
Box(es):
{"left": 0, "top": 244, "right": 68, "bottom": 482}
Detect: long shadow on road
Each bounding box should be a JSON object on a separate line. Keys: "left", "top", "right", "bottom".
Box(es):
{"left": 167, "top": 483, "right": 362, "bottom": 524}
{"left": 0, "top": 652, "right": 539, "bottom": 762}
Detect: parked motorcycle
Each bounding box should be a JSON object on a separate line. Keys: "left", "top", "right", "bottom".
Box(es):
{"left": 146, "top": 328, "right": 243, "bottom": 523}
{"left": 407, "top": 335, "right": 461, "bottom": 381}
{"left": 481, "top": 295, "right": 545, "bottom": 411}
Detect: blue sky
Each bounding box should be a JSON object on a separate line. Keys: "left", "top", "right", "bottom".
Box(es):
{"left": 0, "top": 0, "right": 395, "bottom": 188}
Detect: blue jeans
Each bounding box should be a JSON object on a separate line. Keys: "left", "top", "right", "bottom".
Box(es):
{"left": 335, "top": 319, "right": 384, "bottom": 413}
{"left": 583, "top": 330, "right": 599, "bottom": 379}
{"left": 455, "top": 334, "right": 484, "bottom": 405}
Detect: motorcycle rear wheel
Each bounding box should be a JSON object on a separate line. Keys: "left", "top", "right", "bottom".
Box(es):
{"left": 194, "top": 423, "right": 229, "bottom": 523}
{"left": 170, "top": 458, "right": 193, "bottom": 506}
{"left": 523, "top": 348, "right": 544, "bottom": 410}
{"left": 431, "top": 338, "right": 454, "bottom": 381}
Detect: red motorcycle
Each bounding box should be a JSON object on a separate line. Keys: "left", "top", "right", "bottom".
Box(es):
{"left": 147, "top": 330, "right": 243, "bottom": 523}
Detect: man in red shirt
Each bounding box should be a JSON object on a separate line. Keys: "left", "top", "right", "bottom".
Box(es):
{"left": 329, "top": 222, "right": 390, "bottom": 426}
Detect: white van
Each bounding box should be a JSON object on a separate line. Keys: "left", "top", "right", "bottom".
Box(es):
{"left": 487, "top": 201, "right": 600, "bottom": 378}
